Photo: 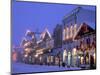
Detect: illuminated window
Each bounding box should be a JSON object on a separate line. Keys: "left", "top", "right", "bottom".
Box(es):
{"left": 74, "top": 24, "right": 77, "bottom": 32}
{"left": 63, "top": 28, "right": 66, "bottom": 41}
{"left": 51, "top": 56, "right": 53, "bottom": 62}
{"left": 63, "top": 49, "right": 67, "bottom": 62}
{"left": 73, "top": 24, "right": 77, "bottom": 37}
{"left": 25, "top": 48, "right": 31, "bottom": 53}
{"left": 70, "top": 25, "right": 73, "bottom": 38}
{"left": 81, "top": 56, "right": 84, "bottom": 64}
{"left": 72, "top": 48, "right": 77, "bottom": 56}
{"left": 65, "top": 27, "right": 69, "bottom": 40}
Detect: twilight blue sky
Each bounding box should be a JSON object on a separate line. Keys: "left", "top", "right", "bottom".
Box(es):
{"left": 12, "top": 0, "right": 96, "bottom": 46}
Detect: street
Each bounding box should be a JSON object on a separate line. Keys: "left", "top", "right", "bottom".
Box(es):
{"left": 12, "top": 62, "right": 81, "bottom": 74}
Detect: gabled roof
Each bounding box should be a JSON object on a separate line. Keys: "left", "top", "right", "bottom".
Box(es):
{"left": 40, "top": 28, "right": 52, "bottom": 40}
{"left": 25, "top": 29, "right": 36, "bottom": 41}
{"left": 36, "top": 39, "right": 43, "bottom": 44}
{"left": 73, "top": 22, "right": 95, "bottom": 40}
{"left": 20, "top": 37, "right": 27, "bottom": 46}
{"left": 63, "top": 7, "right": 96, "bottom": 26}
{"left": 25, "top": 29, "right": 31, "bottom": 36}
{"left": 25, "top": 29, "right": 35, "bottom": 37}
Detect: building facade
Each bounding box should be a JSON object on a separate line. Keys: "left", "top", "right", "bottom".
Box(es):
{"left": 13, "top": 7, "right": 96, "bottom": 69}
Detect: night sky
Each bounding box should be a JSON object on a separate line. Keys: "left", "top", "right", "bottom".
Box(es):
{"left": 12, "top": 0, "right": 96, "bottom": 46}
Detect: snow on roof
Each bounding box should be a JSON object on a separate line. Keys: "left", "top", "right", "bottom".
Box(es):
{"left": 40, "top": 28, "right": 52, "bottom": 40}
{"left": 20, "top": 37, "right": 27, "bottom": 46}
{"left": 25, "top": 29, "right": 36, "bottom": 40}
{"left": 25, "top": 29, "right": 31, "bottom": 36}
{"left": 73, "top": 22, "right": 95, "bottom": 40}
{"left": 37, "top": 40, "right": 43, "bottom": 44}
{"left": 23, "top": 37, "right": 27, "bottom": 41}
{"left": 40, "top": 31, "right": 45, "bottom": 39}
{"left": 73, "top": 24, "right": 83, "bottom": 40}
{"left": 45, "top": 28, "right": 52, "bottom": 39}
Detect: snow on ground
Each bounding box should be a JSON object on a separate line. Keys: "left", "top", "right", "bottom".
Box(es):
{"left": 11, "top": 62, "right": 81, "bottom": 74}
